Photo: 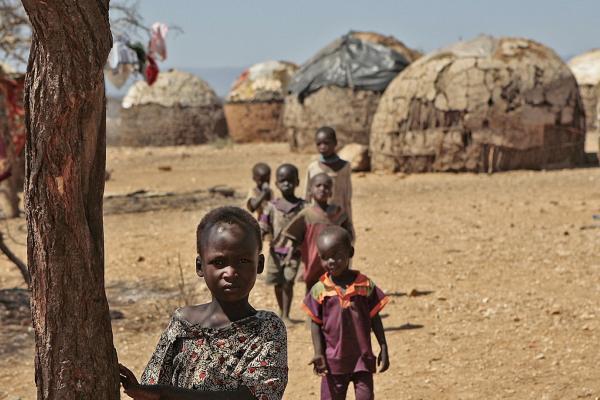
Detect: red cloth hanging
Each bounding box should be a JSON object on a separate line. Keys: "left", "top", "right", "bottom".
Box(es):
{"left": 145, "top": 55, "right": 159, "bottom": 86}
{"left": 0, "top": 75, "right": 26, "bottom": 184}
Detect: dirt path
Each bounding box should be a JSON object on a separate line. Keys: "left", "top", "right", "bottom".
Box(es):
{"left": 1, "top": 143, "right": 599, "bottom": 399}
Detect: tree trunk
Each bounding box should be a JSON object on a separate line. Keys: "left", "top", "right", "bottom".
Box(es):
{"left": 21, "top": 1, "right": 119, "bottom": 399}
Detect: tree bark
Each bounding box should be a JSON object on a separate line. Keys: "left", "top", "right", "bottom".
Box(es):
{"left": 21, "top": 1, "right": 119, "bottom": 399}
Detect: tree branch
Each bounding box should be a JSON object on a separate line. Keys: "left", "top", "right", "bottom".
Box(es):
{"left": 0, "top": 231, "right": 29, "bottom": 286}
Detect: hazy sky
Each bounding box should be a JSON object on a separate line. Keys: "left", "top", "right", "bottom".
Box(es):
{"left": 136, "top": 0, "right": 599, "bottom": 69}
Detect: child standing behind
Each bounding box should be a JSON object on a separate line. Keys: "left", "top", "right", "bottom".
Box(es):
{"left": 304, "top": 126, "right": 353, "bottom": 224}
{"left": 119, "top": 207, "right": 288, "bottom": 400}
{"left": 245, "top": 162, "right": 273, "bottom": 220}
{"left": 302, "top": 226, "right": 389, "bottom": 400}
{"left": 259, "top": 164, "right": 306, "bottom": 324}
{"left": 282, "top": 173, "right": 353, "bottom": 292}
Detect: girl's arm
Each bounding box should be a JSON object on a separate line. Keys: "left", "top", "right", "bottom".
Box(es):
{"left": 303, "top": 168, "right": 311, "bottom": 203}
{"left": 248, "top": 185, "right": 271, "bottom": 212}
{"left": 280, "top": 212, "right": 307, "bottom": 261}
{"left": 121, "top": 365, "right": 255, "bottom": 400}
{"left": 129, "top": 385, "right": 254, "bottom": 400}
{"left": 371, "top": 315, "right": 390, "bottom": 373}
{"left": 308, "top": 321, "right": 328, "bottom": 376}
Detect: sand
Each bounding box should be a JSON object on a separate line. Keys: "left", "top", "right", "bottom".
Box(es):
{"left": 0, "top": 143, "right": 599, "bottom": 399}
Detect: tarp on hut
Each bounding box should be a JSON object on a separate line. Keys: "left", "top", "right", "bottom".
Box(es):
{"left": 287, "top": 31, "right": 412, "bottom": 102}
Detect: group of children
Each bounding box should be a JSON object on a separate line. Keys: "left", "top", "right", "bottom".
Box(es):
{"left": 119, "top": 127, "right": 389, "bottom": 400}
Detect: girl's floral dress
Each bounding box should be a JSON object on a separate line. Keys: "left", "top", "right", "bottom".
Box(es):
{"left": 141, "top": 309, "right": 288, "bottom": 400}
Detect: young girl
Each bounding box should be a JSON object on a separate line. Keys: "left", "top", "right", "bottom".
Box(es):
{"left": 302, "top": 226, "right": 389, "bottom": 400}
{"left": 259, "top": 163, "right": 305, "bottom": 323}
{"left": 119, "top": 207, "right": 288, "bottom": 400}
{"left": 282, "top": 173, "right": 353, "bottom": 292}
{"left": 245, "top": 162, "right": 273, "bottom": 220}
{"left": 304, "top": 126, "right": 353, "bottom": 224}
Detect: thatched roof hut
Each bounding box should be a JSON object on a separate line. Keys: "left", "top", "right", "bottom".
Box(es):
{"left": 568, "top": 49, "right": 600, "bottom": 154}
{"left": 283, "top": 31, "right": 420, "bottom": 152}
{"left": 224, "top": 60, "right": 298, "bottom": 143}
{"left": 370, "top": 35, "right": 586, "bottom": 173}
{"left": 120, "top": 70, "right": 227, "bottom": 146}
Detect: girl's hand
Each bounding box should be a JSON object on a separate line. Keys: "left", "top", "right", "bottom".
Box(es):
{"left": 377, "top": 345, "right": 390, "bottom": 373}
{"left": 308, "top": 355, "right": 328, "bottom": 376}
{"left": 119, "top": 364, "right": 159, "bottom": 400}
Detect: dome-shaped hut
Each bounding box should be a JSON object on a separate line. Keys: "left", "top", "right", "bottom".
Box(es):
{"left": 370, "top": 35, "right": 586, "bottom": 173}
{"left": 224, "top": 61, "right": 298, "bottom": 142}
{"left": 568, "top": 50, "right": 600, "bottom": 154}
{"left": 283, "top": 31, "right": 420, "bottom": 152}
{"left": 120, "top": 70, "right": 227, "bottom": 146}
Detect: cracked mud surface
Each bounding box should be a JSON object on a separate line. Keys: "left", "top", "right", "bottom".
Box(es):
{"left": 371, "top": 36, "right": 586, "bottom": 173}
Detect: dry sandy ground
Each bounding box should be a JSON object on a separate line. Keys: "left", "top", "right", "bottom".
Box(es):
{"left": 0, "top": 143, "right": 599, "bottom": 399}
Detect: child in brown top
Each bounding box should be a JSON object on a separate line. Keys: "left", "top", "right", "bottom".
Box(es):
{"left": 304, "top": 126, "right": 353, "bottom": 224}
{"left": 245, "top": 162, "right": 273, "bottom": 220}
{"left": 282, "top": 173, "right": 354, "bottom": 292}
{"left": 259, "top": 164, "right": 306, "bottom": 324}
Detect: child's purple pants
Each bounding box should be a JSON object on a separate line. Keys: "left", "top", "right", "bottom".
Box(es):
{"left": 321, "top": 371, "right": 374, "bottom": 400}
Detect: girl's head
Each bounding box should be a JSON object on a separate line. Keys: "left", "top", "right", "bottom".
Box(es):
{"left": 317, "top": 226, "right": 354, "bottom": 278}
{"left": 315, "top": 126, "right": 337, "bottom": 158}
{"left": 310, "top": 173, "right": 333, "bottom": 204}
{"left": 275, "top": 163, "right": 299, "bottom": 197}
{"left": 196, "top": 207, "right": 264, "bottom": 302}
{"left": 252, "top": 162, "right": 271, "bottom": 187}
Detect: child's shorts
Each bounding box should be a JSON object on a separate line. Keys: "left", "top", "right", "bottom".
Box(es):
{"left": 265, "top": 249, "right": 300, "bottom": 285}
{"left": 321, "top": 371, "right": 373, "bottom": 400}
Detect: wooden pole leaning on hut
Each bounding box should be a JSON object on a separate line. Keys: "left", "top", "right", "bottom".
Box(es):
{"left": 21, "top": 1, "right": 119, "bottom": 399}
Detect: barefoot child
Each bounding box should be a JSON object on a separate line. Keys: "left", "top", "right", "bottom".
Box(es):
{"left": 282, "top": 173, "right": 353, "bottom": 292}
{"left": 304, "top": 126, "right": 353, "bottom": 224}
{"left": 259, "top": 164, "right": 306, "bottom": 323}
{"left": 245, "top": 162, "right": 273, "bottom": 220}
{"left": 120, "top": 207, "right": 288, "bottom": 400}
{"left": 302, "top": 226, "right": 389, "bottom": 400}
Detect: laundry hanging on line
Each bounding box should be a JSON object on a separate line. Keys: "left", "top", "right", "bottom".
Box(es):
{"left": 149, "top": 22, "right": 168, "bottom": 61}
{"left": 105, "top": 34, "right": 139, "bottom": 88}
{"left": 104, "top": 22, "right": 169, "bottom": 88}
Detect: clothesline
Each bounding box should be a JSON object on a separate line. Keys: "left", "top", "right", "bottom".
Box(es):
{"left": 105, "top": 22, "right": 169, "bottom": 89}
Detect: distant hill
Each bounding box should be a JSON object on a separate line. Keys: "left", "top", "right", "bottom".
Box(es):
{"left": 105, "top": 66, "right": 246, "bottom": 100}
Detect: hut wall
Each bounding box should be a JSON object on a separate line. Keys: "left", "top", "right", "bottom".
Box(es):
{"left": 106, "top": 96, "right": 122, "bottom": 146}
{"left": 224, "top": 101, "right": 285, "bottom": 142}
{"left": 120, "top": 104, "right": 227, "bottom": 146}
{"left": 283, "top": 86, "right": 381, "bottom": 152}
{"left": 580, "top": 85, "right": 598, "bottom": 133}
{"left": 579, "top": 84, "right": 599, "bottom": 155}
{"left": 370, "top": 39, "right": 587, "bottom": 173}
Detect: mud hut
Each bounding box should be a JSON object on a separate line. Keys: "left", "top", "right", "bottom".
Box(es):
{"left": 370, "top": 35, "right": 586, "bottom": 173}
{"left": 283, "top": 31, "right": 420, "bottom": 152}
{"left": 568, "top": 50, "right": 600, "bottom": 155}
{"left": 224, "top": 61, "right": 298, "bottom": 143}
{"left": 120, "top": 70, "right": 227, "bottom": 146}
